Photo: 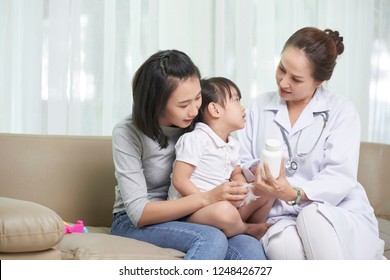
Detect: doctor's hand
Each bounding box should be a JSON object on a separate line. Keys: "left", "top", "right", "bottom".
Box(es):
{"left": 252, "top": 161, "right": 298, "bottom": 203}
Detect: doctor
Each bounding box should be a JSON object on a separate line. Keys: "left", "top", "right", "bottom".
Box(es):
{"left": 237, "top": 27, "right": 385, "bottom": 259}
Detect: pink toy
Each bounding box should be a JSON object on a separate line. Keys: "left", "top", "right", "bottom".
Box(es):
{"left": 64, "top": 220, "right": 87, "bottom": 234}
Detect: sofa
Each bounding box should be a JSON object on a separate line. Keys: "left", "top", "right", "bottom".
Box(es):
{"left": 0, "top": 133, "right": 185, "bottom": 260}
{"left": 0, "top": 133, "right": 389, "bottom": 259}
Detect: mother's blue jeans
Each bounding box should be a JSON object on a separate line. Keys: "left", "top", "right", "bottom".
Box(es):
{"left": 111, "top": 211, "right": 266, "bottom": 260}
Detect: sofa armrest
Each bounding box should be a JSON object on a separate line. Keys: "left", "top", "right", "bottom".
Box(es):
{"left": 358, "top": 142, "right": 390, "bottom": 220}
{"left": 376, "top": 203, "right": 390, "bottom": 221}
{"left": 0, "top": 197, "right": 65, "bottom": 253}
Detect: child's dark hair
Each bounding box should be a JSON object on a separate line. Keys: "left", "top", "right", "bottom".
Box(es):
{"left": 198, "top": 77, "right": 241, "bottom": 123}
{"left": 131, "top": 50, "right": 201, "bottom": 148}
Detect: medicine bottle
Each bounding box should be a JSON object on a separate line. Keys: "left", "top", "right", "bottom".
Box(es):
{"left": 261, "top": 139, "right": 282, "bottom": 179}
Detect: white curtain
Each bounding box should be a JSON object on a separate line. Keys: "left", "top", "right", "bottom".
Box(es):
{"left": 1, "top": 0, "right": 389, "bottom": 144}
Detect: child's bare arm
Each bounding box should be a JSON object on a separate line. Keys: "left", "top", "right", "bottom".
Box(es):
{"left": 172, "top": 160, "right": 201, "bottom": 197}
{"left": 230, "top": 166, "right": 247, "bottom": 183}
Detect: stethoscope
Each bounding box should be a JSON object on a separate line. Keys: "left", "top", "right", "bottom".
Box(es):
{"left": 279, "top": 111, "right": 329, "bottom": 174}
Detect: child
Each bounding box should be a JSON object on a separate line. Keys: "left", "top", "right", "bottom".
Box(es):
{"left": 168, "top": 77, "right": 274, "bottom": 239}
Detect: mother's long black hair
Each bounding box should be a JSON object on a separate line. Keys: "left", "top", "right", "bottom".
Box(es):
{"left": 131, "top": 50, "right": 201, "bottom": 148}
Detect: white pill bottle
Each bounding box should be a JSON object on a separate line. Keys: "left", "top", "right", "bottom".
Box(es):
{"left": 261, "top": 139, "right": 282, "bottom": 179}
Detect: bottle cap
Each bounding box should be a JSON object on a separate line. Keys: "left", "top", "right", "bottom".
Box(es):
{"left": 265, "top": 139, "right": 281, "bottom": 151}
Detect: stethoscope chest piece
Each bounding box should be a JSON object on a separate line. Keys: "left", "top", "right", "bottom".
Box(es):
{"left": 285, "top": 159, "right": 298, "bottom": 174}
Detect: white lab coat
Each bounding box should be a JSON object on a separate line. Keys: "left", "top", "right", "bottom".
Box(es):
{"left": 237, "top": 87, "right": 385, "bottom": 259}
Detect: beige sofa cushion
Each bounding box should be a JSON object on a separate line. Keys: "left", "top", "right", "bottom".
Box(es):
{"left": 0, "top": 134, "right": 116, "bottom": 228}
{"left": 0, "top": 248, "right": 62, "bottom": 260}
{"left": 55, "top": 231, "right": 185, "bottom": 260}
{"left": 0, "top": 197, "right": 64, "bottom": 253}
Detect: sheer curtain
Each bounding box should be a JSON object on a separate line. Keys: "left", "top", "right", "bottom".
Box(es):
{"left": 0, "top": 0, "right": 389, "bottom": 143}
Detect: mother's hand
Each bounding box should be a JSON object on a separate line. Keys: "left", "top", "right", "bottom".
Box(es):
{"left": 202, "top": 181, "right": 248, "bottom": 206}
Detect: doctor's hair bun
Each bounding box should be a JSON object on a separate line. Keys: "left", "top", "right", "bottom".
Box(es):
{"left": 324, "top": 29, "right": 344, "bottom": 56}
